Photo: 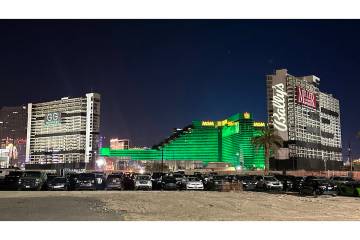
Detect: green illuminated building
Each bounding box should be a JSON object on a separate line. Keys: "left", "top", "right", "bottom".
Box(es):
{"left": 100, "top": 112, "right": 265, "bottom": 170}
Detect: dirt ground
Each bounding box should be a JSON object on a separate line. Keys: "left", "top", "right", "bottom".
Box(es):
{"left": 0, "top": 191, "right": 360, "bottom": 221}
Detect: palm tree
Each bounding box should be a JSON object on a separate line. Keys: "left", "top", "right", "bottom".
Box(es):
{"left": 252, "top": 126, "right": 283, "bottom": 174}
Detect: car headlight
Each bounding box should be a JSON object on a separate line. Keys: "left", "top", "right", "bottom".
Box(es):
{"left": 135, "top": 181, "right": 140, "bottom": 186}
{"left": 91, "top": 180, "right": 95, "bottom": 184}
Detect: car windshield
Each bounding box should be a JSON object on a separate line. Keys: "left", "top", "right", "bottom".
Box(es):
{"left": 212, "top": 176, "right": 224, "bottom": 180}
{"left": 243, "top": 176, "right": 256, "bottom": 180}
{"left": 79, "top": 173, "right": 95, "bottom": 180}
{"left": 163, "top": 177, "right": 176, "bottom": 183}
{"left": 187, "top": 177, "right": 200, "bottom": 182}
{"left": 264, "top": 177, "right": 277, "bottom": 181}
{"left": 173, "top": 174, "right": 183, "bottom": 178}
{"left": 7, "top": 171, "right": 23, "bottom": 176}
{"left": 333, "top": 177, "right": 352, "bottom": 181}
{"left": 23, "top": 171, "right": 42, "bottom": 178}
{"left": 52, "top": 177, "right": 66, "bottom": 183}
{"left": 137, "top": 175, "right": 151, "bottom": 180}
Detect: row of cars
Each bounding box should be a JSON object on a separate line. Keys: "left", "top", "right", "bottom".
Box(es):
{"left": 238, "top": 174, "right": 360, "bottom": 197}
{"left": 1, "top": 169, "right": 359, "bottom": 197}
{"left": 0, "top": 170, "right": 206, "bottom": 191}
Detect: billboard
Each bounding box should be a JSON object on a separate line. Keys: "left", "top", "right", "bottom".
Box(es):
{"left": 296, "top": 86, "right": 316, "bottom": 109}
{"left": 44, "top": 112, "right": 61, "bottom": 126}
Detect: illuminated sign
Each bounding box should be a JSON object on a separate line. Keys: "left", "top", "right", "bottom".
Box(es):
{"left": 202, "top": 120, "right": 235, "bottom": 127}
{"left": 272, "top": 83, "right": 287, "bottom": 131}
{"left": 296, "top": 86, "right": 316, "bottom": 109}
{"left": 44, "top": 112, "right": 61, "bottom": 126}
{"left": 253, "top": 122, "right": 265, "bottom": 127}
{"left": 201, "top": 121, "right": 214, "bottom": 126}
{"left": 243, "top": 112, "right": 250, "bottom": 119}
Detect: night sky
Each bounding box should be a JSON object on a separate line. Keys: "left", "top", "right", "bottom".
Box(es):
{"left": 0, "top": 20, "right": 359, "bottom": 158}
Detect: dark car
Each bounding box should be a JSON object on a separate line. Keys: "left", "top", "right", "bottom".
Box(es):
{"left": 274, "top": 174, "right": 296, "bottom": 191}
{"left": 151, "top": 172, "right": 166, "bottom": 190}
{"left": 172, "top": 173, "right": 187, "bottom": 190}
{"left": 105, "top": 174, "right": 124, "bottom": 190}
{"left": 2, "top": 171, "right": 25, "bottom": 190}
{"left": 123, "top": 173, "right": 135, "bottom": 190}
{"left": 206, "top": 175, "right": 226, "bottom": 191}
{"left": 291, "top": 176, "right": 306, "bottom": 192}
{"left": 237, "top": 175, "right": 258, "bottom": 190}
{"left": 43, "top": 174, "right": 58, "bottom": 190}
{"left": 75, "top": 173, "right": 97, "bottom": 190}
{"left": 66, "top": 173, "right": 80, "bottom": 191}
{"left": 93, "top": 172, "right": 107, "bottom": 190}
{"left": 161, "top": 176, "right": 178, "bottom": 190}
{"left": 19, "top": 171, "right": 47, "bottom": 191}
{"left": 299, "top": 178, "right": 338, "bottom": 196}
{"left": 330, "top": 176, "right": 354, "bottom": 186}
{"left": 338, "top": 181, "right": 360, "bottom": 197}
{"left": 47, "top": 177, "right": 69, "bottom": 191}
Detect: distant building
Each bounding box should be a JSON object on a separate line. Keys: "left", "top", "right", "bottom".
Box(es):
{"left": 100, "top": 112, "right": 266, "bottom": 171}
{"left": 25, "top": 93, "right": 101, "bottom": 171}
{"left": 0, "top": 105, "right": 27, "bottom": 167}
{"left": 266, "top": 69, "right": 342, "bottom": 170}
{"left": 110, "top": 138, "right": 129, "bottom": 150}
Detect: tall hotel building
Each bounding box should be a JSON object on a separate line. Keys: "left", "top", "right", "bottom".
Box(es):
{"left": 266, "top": 69, "right": 342, "bottom": 170}
{"left": 25, "top": 93, "right": 101, "bottom": 171}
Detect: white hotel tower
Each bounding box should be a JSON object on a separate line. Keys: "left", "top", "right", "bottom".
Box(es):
{"left": 25, "top": 93, "right": 101, "bottom": 171}
{"left": 266, "top": 69, "right": 342, "bottom": 171}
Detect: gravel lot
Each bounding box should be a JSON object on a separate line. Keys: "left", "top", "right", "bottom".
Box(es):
{"left": 0, "top": 191, "right": 360, "bottom": 221}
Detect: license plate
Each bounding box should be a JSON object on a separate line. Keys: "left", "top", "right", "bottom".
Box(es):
{"left": 113, "top": 180, "right": 117, "bottom": 183}
{"left": 25, "top": 186, "right": 30, "bottom": 188}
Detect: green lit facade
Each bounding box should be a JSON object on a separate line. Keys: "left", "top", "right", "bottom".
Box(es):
{"left": 100, "top": 113, "right": 265, "bottom": 169}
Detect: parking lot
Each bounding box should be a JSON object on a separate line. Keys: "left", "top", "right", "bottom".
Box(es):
{"left": 1, "top": 190, "right": 360, "bottom": 220}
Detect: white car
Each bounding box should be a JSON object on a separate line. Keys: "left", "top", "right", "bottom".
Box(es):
{"left": 256, "top": 176, "right": 283, "bottom": 191}
{"left": 135, "top": 175, "right": 152, "bottom": 190}
{"left": 186, "top": 177, "right": 204, "bottom": 190}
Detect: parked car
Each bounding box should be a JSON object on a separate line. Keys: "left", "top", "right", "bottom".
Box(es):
{"left": 206, "top": 175, "right": 226, "bottom": 191}
{"left": 338, "top": 181, "right": 360, "bottom": 197}
{"left": 299, "top": 178, "right": 338, "bottom": 196}
{"left": 134, "top": 175, "right": 152, "bottom": 190}
{"left": 256, "top": 176, "right": 283, "bottom": 191}
{"left": 123, "top": 173, "right": 135, "bottom": 190}
{"left": 274, "top": 174, "right": 295, "bottom": 191}
{"left": 237, "top": 175, "right": 258, "bottom": 190}
{"left": 75, "top": 173, "right": 97, "bottom": 190}
{"left": 151, "top": 172, "right": 166, "bottom": 190}
{"left": 47, "top": 177, "right": 69, "bottom": 191}
{"left": 161, "top": 176, "right": 178, "bottom": 190}
{"left": 19, "top": 171, "right": 47, "bottom": 191}
{"left": 66, "top": 173, "right": 80, "bottom": 191}
{"left": 43, "top": 174, "right": 58, "bottom": 190}
{"left": 105, "top": 174, "right": 124, "bottom": 190}
{"left": 330, "top": 176, "right": 354, "bottom": 186}
{"left": 291, "top": 176, "right": 306, "bottom": 192}
{"left": 172, "top": 173, "right": 187, "bottom": 190}
{"left": 185, "top": 176, "right": 204, "bottom": 190}
{"left": 2, "top": 171, "right": 25, "bottom": 190}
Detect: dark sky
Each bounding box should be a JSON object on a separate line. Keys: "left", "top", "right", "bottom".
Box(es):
{"left": 0, "top": 20, "right": 359, "bottom": 158}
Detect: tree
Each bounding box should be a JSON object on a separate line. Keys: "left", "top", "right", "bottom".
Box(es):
{"left": 251, "top": 126, "right": 283, "bottom": 174}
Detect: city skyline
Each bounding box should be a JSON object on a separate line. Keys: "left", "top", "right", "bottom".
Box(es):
{"left": 1, "top": 20, "right": 360, "bottom": 158}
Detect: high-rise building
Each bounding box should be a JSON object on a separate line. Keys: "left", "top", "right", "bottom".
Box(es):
{"left": 110, "top": 138, "right": 129, "bottom": 150}
{"left": 25, "top": 93, "right": 101, "bottom": 171}
{"left": 266, "top": 69, "right": 342, "bottom": 170}
{"left": 100, "top": 112, "right": 266, "bottom": 171}
{"left": 0, "top": 105, "right": 27, "bottom": 167}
